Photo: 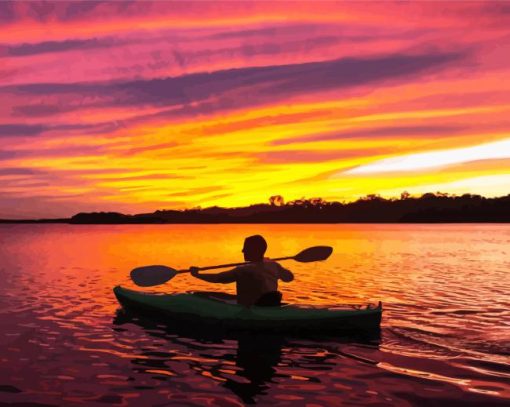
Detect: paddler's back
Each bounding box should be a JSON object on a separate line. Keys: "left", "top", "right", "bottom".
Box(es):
{"left": 234, "top": 260, "right": 292, "bottom": 307}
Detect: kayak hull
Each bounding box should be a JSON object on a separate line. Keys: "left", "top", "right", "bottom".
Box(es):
{"left": 113, "top": 286, "right": 382, "bottom": 334}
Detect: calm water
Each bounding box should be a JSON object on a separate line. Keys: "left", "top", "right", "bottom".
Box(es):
{"left": 0, "top": 224, "right": 509, "bottom": 406}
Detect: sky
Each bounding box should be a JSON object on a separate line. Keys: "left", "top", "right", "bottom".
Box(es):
{"left": 1, "top": 1, "right": 510, "bottom": 218}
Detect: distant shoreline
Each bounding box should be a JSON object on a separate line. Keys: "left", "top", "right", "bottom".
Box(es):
{"left": 2, "top": 192, "right": 510, "bottom": 224}
{"left": 0, "top": 219, "right": 70, "bottom": 224}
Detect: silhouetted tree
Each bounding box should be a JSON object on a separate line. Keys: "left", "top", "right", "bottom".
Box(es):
{"left": 360, "top": 194, "right": 383, "bottom": 202}
{"left": 287, "top": 197, "right": 305, "bottom": 206}
{"left": 310, "top": 197, "right": 326, "bottom": 206}
{"left": 421, "top": 192, "right": 437, "bottom": 199}
{"left": 269, "top": 195, "right": 285, "bottom": 206}
{"left": 401, "top": 191, "right": 411, "bottom": 200}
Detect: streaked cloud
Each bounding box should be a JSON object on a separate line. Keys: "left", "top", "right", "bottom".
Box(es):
{"left": 272, "top": 125, "right": 467, "bottom": 146}
{"left": 2, "top": 52, "right": 463, "bottom": 110}
{"left": 0, "top": 123, "right": 47, "bottom": 137}
{"left": 2, "top": 37, "right": 116, "bottom": 57}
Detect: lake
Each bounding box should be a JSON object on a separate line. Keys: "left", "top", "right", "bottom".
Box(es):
{"left": 0, "top": 224, "right": 509, "bottom": 406}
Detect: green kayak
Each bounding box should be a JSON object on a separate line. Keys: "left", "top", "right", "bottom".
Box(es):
{"left": 113, "top": 286, "right": 382, "bottom": 334}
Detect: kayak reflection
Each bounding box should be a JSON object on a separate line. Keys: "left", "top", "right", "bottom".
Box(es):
{"left": 112, "top": 310, "right": 380, "bottom": 404}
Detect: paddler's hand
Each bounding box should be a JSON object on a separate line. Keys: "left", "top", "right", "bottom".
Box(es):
{"left": 189, "top": 266, "right": 200, "bottom": 277}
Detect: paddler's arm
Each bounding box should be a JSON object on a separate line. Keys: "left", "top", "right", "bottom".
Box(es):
{"left": 277, "top": 263, "right": 294, "bottom": 282}
{"left": 189, "top": 267, "right": 237, "bottom": 284}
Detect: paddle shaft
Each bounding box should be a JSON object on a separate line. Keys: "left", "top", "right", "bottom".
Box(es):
{"left": 176, "top": 256, "right": 294, "bottom": 274}
{"left": 130, "top": 246, "right": 332, "bottom": 287}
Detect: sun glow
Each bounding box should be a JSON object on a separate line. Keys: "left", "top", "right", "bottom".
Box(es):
{"left": 346, "top": 138, "right": 510, "bottom": 174}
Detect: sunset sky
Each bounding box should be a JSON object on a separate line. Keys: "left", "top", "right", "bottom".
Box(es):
{"left": 1, "top": 1, "right": 510, "bottom": 218}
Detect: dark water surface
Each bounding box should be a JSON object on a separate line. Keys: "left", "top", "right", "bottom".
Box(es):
{"left": 0, "top": 224, "right": 509, "bottom": 406}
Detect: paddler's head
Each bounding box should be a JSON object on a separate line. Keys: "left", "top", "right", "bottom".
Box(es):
{"left": 242, "top": 235, "right": 267, "bottom": 262}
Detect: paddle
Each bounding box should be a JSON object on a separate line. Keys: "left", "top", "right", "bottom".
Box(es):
{"left": 130, "top": 245, "right": 333, "bottom": 287}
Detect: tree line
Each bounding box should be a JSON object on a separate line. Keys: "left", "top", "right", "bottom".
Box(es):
{"left": 67, "top": 192, "right": 510, "bottom": 224}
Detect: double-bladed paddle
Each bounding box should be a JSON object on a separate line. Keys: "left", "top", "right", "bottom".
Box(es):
{"left": 130, "top": 245, "right": 333, "bottom": 287}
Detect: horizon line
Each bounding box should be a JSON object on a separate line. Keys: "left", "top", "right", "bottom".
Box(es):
{"left": 1, "top": 190, "right": 509, "bottom": 222}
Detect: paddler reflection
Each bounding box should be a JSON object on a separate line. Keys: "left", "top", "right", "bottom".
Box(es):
{"left": 223, "top": 332, "right": 284, "bottom": 403}
{"left": 112, "top": 311, "right": 284, "bottom": 403}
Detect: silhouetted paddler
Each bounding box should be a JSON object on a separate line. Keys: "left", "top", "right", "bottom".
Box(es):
{"left": 190, "top": 235, "right": 294, "bottom": 307}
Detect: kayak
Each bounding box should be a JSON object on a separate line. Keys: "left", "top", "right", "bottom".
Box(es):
{"left": 113, "top": 286, "right": 382, "bottom": 334}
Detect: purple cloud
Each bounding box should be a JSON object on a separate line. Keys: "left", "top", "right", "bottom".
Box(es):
{"left": 0, "top": 167, "right": 36, "bottom": 175}
{"left": 0, "top": 124, "right": 46, "bottom": 137}
{"left": 11, "top": 104, "right": 72, "bottom": 116}
{"left": 3, "top": 51, "right": 466, "bottom": 122}
{"left": 0, "top": 122, "right": 120, "bottom": 138}
{"left": 4, "top": 38, "right": 116, "bottom": 57}
{"left": 62, "top": 1, "right": 112, "bottom": 20}
{"left": 0, "top": 144, "right": 107, "bottom": 160}
{"left": 0, "top": 1, "right": 15, "bottom": 23}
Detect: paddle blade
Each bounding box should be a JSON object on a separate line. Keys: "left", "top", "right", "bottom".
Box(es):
{"left": 294, "top": 246, "right": 333, "bottom": 263}
{"left": 130, "top": 265, "right": 177, "bottom": 287}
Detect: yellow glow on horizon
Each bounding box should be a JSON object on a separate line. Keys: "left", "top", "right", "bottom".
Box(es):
{"left": 3, "top": 95, "right": 510, "bottom": 213}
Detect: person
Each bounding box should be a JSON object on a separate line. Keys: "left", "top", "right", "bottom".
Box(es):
{"left": 189, "top": 235, "right": 294, "bottom": 307}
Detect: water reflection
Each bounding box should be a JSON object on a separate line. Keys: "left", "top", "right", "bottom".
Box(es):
{"left": 113, "top": 310, "right": 380, "bottom": 404}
